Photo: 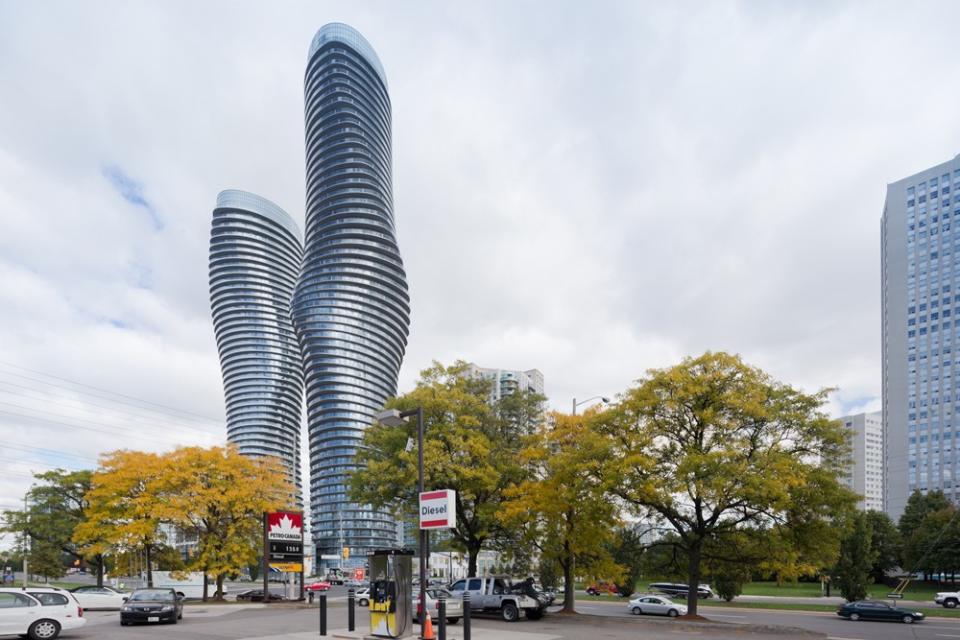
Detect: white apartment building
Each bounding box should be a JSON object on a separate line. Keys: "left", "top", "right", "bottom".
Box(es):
{"left": 839, "top": 411, "right": 884, "bottom": 511}
{"left": 464, "top": 364, "right": 545, "bottom": 403}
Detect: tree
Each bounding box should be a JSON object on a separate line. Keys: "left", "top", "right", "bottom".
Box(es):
{"left": 1, "top": 470, "right": 108, "bottom": 586}
{"left": 899, "top": 490, "right": 952, "bottom": 540}
{"left": 499, "top": 412, "right": 622, "bottom": 613}
{"left": 864, "top": 510, "right": 901, "bottom": 584}
{"left": 596, "top": 352, "right": 857, "bottom": 616}
{"left": 153, "top": 446, "right": 292, "bottom": 600}
{"left": 902, "top": 506, "right": 960, "bottom": 580}
{"left": 712, "top": 564, "right": 752, "bottom": 602}
{"left": 350, "top": 361, "right": 544, "bottom": 576}
{"left": 836, "top": 512, "right": 875, "bottom": 601}
{"left": 607, "top": 526, "right": 647, "bottom": 598}
{"left": 74, "top": 451, "right": 165, "bottom": 586}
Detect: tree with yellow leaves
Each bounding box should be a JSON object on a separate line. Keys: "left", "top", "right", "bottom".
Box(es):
{"left": 499, "top": 411, "right": 623, "bottom": 614}
{"left": 74, "top": 450, "right": 165, "bottom": 586}
{"left": 154, "top": 446, "right": 292, "bottom": 600}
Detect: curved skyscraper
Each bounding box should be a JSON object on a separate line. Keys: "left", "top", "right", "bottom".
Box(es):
{"left": 209, "top": 190, "right": 305, "bottom": 495}
{"left": 294, "top": 23, "right": 410, "bottom": 564}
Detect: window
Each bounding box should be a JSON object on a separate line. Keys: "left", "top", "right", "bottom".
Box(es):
{"left": 28, "top": 592, "right": 68, "bottom": 606}
{"left": 0, "top": 592, "right": 36, "bottom": 608}
{"left": 467, "top": 579, "right": 482, "bottom": 591}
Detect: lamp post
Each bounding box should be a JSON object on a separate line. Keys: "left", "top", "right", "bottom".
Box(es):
{"left": 376, "top": 407, "right": 426, "bottom": 636}
{"left": 571, "top": 395, "right": 610, "bottom": 415}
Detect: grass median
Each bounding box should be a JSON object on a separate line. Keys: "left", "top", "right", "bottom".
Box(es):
{"left": 576, "top": 597, "right": 960, "bottom": 619}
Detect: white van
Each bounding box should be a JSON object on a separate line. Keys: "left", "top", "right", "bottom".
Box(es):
{"left": 151, "top": 572, "right": 225, "bottom": 599}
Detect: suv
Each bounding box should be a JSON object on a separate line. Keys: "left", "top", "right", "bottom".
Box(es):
{"left": 648, "top": 582, "right": 714, "bottom": 599}
{"left": 935, "top": 590, "right": 960, "bottom": 608}
{"left": 0, "top": 587, "right": 86, "bottom": 639}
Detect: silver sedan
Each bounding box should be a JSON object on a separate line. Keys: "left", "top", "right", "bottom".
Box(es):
{"left": 628, "top": 594, "right": 687, "bottom": 617}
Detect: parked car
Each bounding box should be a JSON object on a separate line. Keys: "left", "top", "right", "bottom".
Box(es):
{"left": 836, "top": 600, "right": 925, "bottom": 624}
{"left": 447, "top": 576, "right": 550, "bottom": 621}
{"left": 628, "top": 594, "right": 687, "bottom": 617}
{"left": 415, "top": 588, "right": 463, "bottom": 624}
{"left": 120, "top": 588, "right": 183, "bottom": 625}
{"left": 935, "top": 590, "right": 960, "bottom": 608}
{"left": 355, "top": 588, "right": 370, "bottom": 607}
{"left": 305, "top": 580, "right": 331, "bottom": 592}
{"left": 0, "top": 587, "right": 86, "bottom": 639}
{"left": 69, "top": 585, "right": 130, "bottom": 610}
{"left": 586, "top": 582, "right": 623, "bottom": 596}
{"left": 235, "top": 589, "right": 286, "bottom": 602}
{"left": 648, "top": 582, "right": 714, "bottom": 599}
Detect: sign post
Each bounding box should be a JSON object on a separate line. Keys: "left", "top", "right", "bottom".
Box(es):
{"left": 264, "top": 511, "right": 305, "bottom": 602}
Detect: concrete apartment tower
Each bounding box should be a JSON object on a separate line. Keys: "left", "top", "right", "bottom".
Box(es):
{"left": 883, "top": 154, "right": 960, "bottom": 518}
{"left": 838, "top": 412, "right": 884, "bottom": 511}
{"left": 209, "top": 190, "right": 305, "bottom": 497}
{"left": 293, "top": 23, "right": 411, "bottom": 568}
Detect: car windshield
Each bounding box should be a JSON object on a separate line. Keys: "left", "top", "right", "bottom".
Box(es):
{"left": 129, "top": 590, "right": 174, "bottom": 602}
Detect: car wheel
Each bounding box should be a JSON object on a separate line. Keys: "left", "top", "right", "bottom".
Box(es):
{"left": 668, "top": 609, "right": 679, "bottom": 617}
{"left": 120, "top": 621, "right": 128, "bottom": 626}
{"left": 902, "top": 615, "right": 914, "bottom": 624}
{"left": 359, "top": 598, "right": 368, "bottom": 606}
{"left": 28, "top": 619, "right": 61, "bottom": 640}
{"left": 631, "top": 606, "right": 642, "bottom": 615}
{"left": 947, "top": 599, "right": 958, "bottom": 608}
{"left": 501, "top": 603, "right": 519, "bottom": 622}
{"left": 849, "top": 613, "right": 860, "bottom": 621}
{"left": 446, "top": 618, "right": 459, "bottom": 624}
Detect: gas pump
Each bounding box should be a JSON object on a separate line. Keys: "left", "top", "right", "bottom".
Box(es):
{"left": 368, "top": 549, "right": 413, "bottom": 638}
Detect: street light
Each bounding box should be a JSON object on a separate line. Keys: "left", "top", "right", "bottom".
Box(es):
{"left": 376, "top": 407, "right": 427, "bottom": 636}
{"left": 572, "top": 395, "right": 610, "bottom": 415}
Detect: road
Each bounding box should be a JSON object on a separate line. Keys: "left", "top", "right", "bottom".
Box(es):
{"left": 575, "top": 598, "right": 960, "bottom": 640}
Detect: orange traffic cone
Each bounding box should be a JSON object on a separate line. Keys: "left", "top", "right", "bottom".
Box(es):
{"left": 422, "top": 615, "right": 435, "bottom": 639}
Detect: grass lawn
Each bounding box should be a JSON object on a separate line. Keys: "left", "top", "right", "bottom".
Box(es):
{"left": 699, "top": 599, "right": 960, "bottom": 619}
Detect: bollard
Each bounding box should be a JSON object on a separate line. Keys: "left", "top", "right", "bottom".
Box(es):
{"left": 348, "top": 588, "right": 355, "bottom": 632}
{"left": 438, "top": 593, "right": 446, "bottom": 640}
{"left": 308, "top": 590, "right": 314, "bottom": 604}
{"left": 462, "top": 592, "right": 470, "bottom": 640}
{"left": 319, "top": 592, "right": 327, "bottom": 636}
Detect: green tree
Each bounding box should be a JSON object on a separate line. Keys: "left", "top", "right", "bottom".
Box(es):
{"left": 864, "top": 510, "right": 901, "bottom": 584}
{"left": 349, "top": 361, "right": 544, "bottom": 576}
{"left": 607, "top": 526, "right": 647, "bottom": 597}
{"left": 1, "top": 469, "right": 107, "bottom": 586}
{"left": 499, "top": 412, "right": 623, "bottom": 613}
{"left": 596, "top": 352, "right": 857, "bottom": 615}
{"left": 899, "top": 490, "right": 952, "bottom": 540}
{"left": 836, "top": 512, "right": 875, "bottom": 602}
{"left": 902, "top": 506, "right": 960, "bottom": 579}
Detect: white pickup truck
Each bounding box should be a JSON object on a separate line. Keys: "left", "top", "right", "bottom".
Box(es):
{"left": 447, "top": 576, "right": 550, "bottom": 622}
{"left": 935, "top": 590, "right": 960, "bottom": 608}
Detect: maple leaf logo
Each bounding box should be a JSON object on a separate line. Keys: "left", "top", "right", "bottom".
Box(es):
{"left": 268, "top": 513, "right": 302, "bottom": 540}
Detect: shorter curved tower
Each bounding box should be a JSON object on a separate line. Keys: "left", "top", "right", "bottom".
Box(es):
{"left": 209, "top": 190, "right": 304, "bottom": 494}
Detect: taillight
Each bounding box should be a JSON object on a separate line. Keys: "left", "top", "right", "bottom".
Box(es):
{"left": 78, "top": 607, "right": 84, "bottom": 617}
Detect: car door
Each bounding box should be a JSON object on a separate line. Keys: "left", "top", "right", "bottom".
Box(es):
{"left": 0, "top": 592, "right": 39, "bottom": 634}
{"left": 649, "top": 597, "right": 671, "bottom": 615}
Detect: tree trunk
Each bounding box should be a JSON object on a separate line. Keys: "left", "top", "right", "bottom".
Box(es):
{"left": 202, "top": 571, "right": 209, "bottom": 602}
{"left": 468, "top": 546, "right": 479, "bottom": 577}
{"left": 145, "top": 545, "right": 153, "bottom": 588}
{"left": 687, "top": 540, "right": 702, "bottom": 617}
{"left": 95, "top": 555, "right": 104, "bottom": 588}
{"left": 216, "top": 573, "right": 225, "bottom": 601}
{"left": 561, "top": 539, "right": 576, "bottom": 614}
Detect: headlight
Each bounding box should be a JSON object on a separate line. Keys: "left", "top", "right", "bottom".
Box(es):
{"left": 161, "top": 605, "right": 175, "bottom": 612}
{"left": 121, "top": 605, "right": 132, "bottom": 612}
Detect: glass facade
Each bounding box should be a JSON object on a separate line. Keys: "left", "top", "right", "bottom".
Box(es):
{"left": 209, "top": 189, "right": 305, "bottom": 497}
{"left": 293, "top": 23, "right": 410, "bottom": 563}
{"left": 884, "top": 156, "right": 960, "bottom": 518}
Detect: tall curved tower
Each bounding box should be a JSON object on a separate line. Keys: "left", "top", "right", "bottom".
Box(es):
{"left": 294, "top": 23, "right": 410, "bottom": 564}
{"left": 209, "top": 190, "right": 305, "bottom": 496}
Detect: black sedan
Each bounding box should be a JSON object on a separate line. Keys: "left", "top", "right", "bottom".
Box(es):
{"left": 120, "top": 588, "right": 183, "bottom": 625}
{"left": 235, "top": 589, "right": 286, "bottom": 602}
{"left": 837, "top": 600, "right": 925, "bottom": 623}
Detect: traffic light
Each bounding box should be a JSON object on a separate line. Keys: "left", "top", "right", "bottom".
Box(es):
{"left": 343, "top": 547, "right": 350, "bottom": 560}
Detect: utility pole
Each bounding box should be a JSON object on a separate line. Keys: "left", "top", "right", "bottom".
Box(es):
{"left": 21, "top": 494, "right": 28, "bottom": 588}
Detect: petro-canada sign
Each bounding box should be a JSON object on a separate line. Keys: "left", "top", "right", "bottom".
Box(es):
{"left": 267, "top": 511, "right": 303, "bottom": 541}
{"left": 265, "top": 511, "right": 304, "bottom": 573}
{"left": 419, "top": 490, "right": 456, "bottom": 530}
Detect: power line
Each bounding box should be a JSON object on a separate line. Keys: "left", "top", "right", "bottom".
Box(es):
{"left": 0, "top": 443, "right": 98, "bottom": 466}
{"left": 0, "top": 362, "right": 222, "bottom": 423}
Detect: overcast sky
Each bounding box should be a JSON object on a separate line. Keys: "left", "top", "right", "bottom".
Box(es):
{"left": 2, "top": 0, "right": 959, "bottom": 539}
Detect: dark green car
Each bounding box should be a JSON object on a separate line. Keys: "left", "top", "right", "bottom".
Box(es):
{"left": 837, "top": 600, "right": 925, "bottom": 624}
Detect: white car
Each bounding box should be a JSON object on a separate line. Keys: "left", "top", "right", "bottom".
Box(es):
{"left": 355, "top": 588, "right": 370, "bottom": 607}
{"left": 935, "top": 590, "right": 960, "bottom": 608}
{"left": 628, "top": 594, "right": 687, "bottom": 617}
{"left": 0, "top": 587, "right": 86, "bottom": 639}
{"left": 69, "top": 585, "right": 130, "bottom": 610}
{"left": 415, "top": 588, "right": 463, "bottom": 624}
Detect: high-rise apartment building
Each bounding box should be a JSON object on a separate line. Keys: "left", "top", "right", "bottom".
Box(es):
{"left": 883, "top": 154, "right": 960, "bottom": 518}
{"left": 838, "top": 411, "right": 884, "bottom": 511}
{"left": 209, "top": 190, "right": 305, "bottom": 495}
{"left": 464, "top": 364, "right": 545, "bottom": 403}
{"left": 293, "top": 23, "right": 410, "bottom": 566}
